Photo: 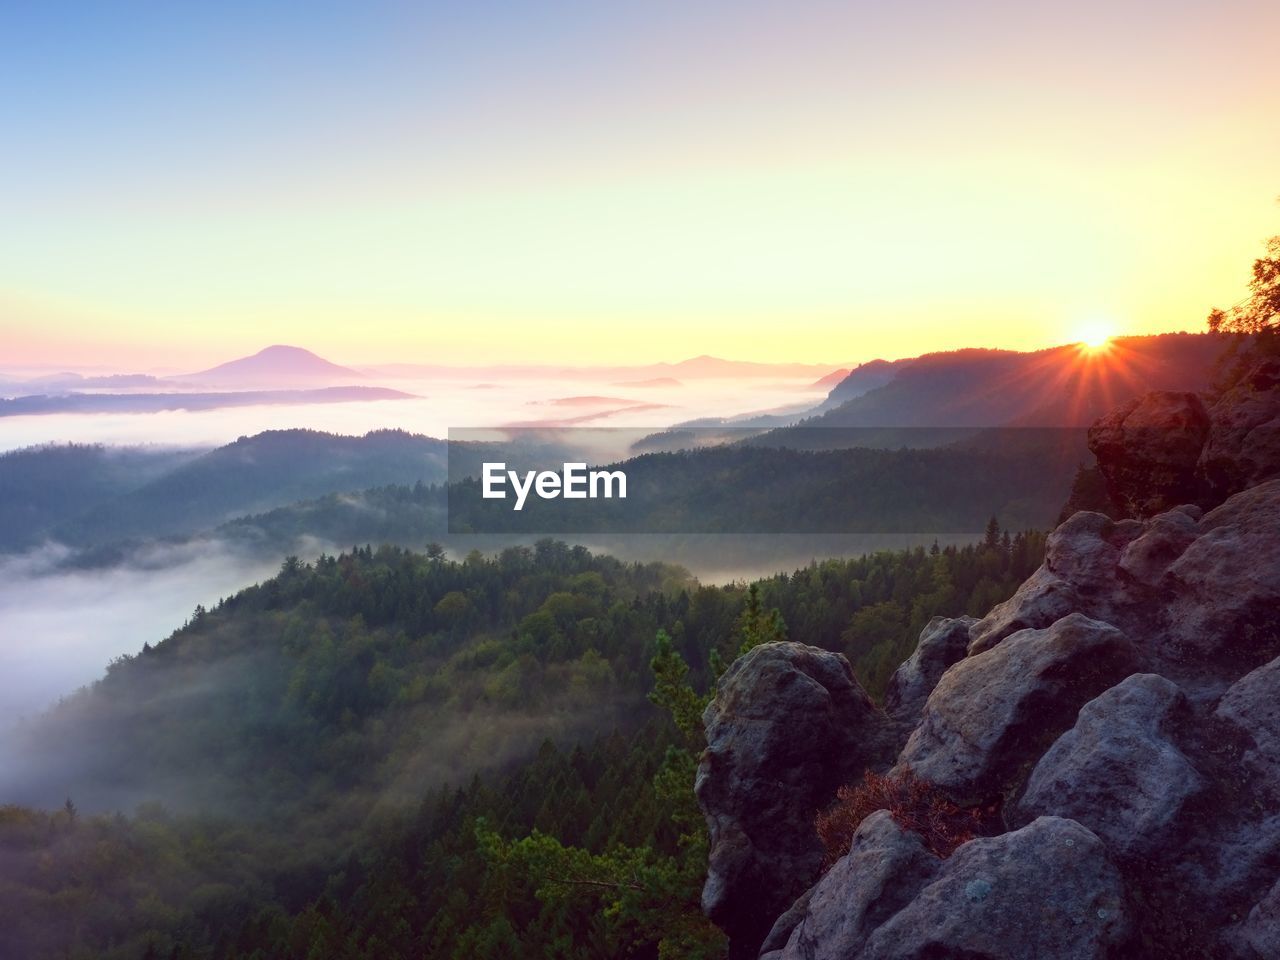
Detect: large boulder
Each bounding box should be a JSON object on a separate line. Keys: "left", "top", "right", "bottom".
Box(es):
{"left": 897, "top": 613, "right": 1139, "bottom": 800}
{"left": 1176, "top": 813, "right": 1280, "bottom": 952}
{"left": 696, "top": 641, "right": 890, "bottom": 959}
{"left": 1089, "top": 391, "right": 1210, "bottom": 517}
{"left": 1214, "top": 654, "right": 1280, "bottom": 798}
{"left": 967, "top": 566, "right": 1083, "bottom": 655}
{"left": 968, "top": 481, "right": 1280, "bottom": 678}
{"left": 1117, "top": 505, "right": 1201, "bottom": 586}
{"left": 883, "top": 616, "right": 976, "bottom": 726}
{"left": 968, "top": 512, "right": 1143, "bottom": 655}
{"left": 1199, "top": 357, "right": 1280, "bottom": 503}
{"left": 1043, "top": 510, "right": 1145, "bottom": 588}
{"left": 1084, "top": 363, "right": 1280, "bottom": 520}
{"left": 859, "top": 817, "right": 1131, "bottom": 960}
{"left": 1164, "top": 479, "right": 1280, "bottom": 664}
{"left": 774, "top": 810, "right": 940, "bottom": 960}
{"left": 1014, "top": 674, "right": 1201, "bottom": 859}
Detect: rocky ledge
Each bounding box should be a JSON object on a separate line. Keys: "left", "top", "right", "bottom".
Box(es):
{"left": 697, "top": 360, "right": 1280, "bottom": 959}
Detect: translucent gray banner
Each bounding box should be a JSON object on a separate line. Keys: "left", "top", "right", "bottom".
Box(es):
{"left": 445, "top": 426, "right": 1091, "bottom": 534}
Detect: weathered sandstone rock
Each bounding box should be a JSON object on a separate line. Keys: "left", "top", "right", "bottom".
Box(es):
{"left": 1014, "top": 673, "right": 1201, "bottom": 859}
{"left": 883, "top": 616, "right": 976, "bottom": 726}
{"left": 696, "top": 641, "right": 889, "bottom": 959}
{"left": 898, "top": 613, "right": 1138, "bottom": 800}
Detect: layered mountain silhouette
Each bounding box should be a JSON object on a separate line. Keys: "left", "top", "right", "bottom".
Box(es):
{"left": 0, "top": 430, "right": 451, "bottom": 551}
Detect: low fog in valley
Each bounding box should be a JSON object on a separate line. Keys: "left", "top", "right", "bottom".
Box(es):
{"left": 0, "top": 540, "right": 284, "bottom": 724}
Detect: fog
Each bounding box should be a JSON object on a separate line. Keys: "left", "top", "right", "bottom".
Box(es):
{"left": 0, "top": 527, "right": 986, "bottom": 739}
{"left": 0, "top": 540, "right": 284, "bottom": 725}
{"left": 571, "top": 532, "right": 986, "bottom": 584}
{"left": 0, "top": 373, "right": 834, "bottom": 721}
{"left": 0, "top": 375, "right": 824, "bottom": 452}
{"left": 0, "top": 371, "right": 873, "bottom": 813}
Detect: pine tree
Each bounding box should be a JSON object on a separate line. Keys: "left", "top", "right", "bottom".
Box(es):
{"left": 983, "top": 515, "right": 1001, "bottom": 551}
{"left": 735, "top": 583, "right": 788, "bottom": 655}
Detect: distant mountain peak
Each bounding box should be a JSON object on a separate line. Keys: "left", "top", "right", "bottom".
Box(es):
{"left": 254, "top": 344, "right": 323, "bottom": 358}
{"left": 173, "top": 345, "right": 361, "bottom": 386}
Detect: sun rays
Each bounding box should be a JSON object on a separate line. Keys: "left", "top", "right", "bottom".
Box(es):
{"left": 1074, "top": 320, "right": 1116, "bottom": 354}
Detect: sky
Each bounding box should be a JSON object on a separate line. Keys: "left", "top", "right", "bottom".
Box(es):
{"left": 2, "top": 0, "right": 1278, "bottom": 370}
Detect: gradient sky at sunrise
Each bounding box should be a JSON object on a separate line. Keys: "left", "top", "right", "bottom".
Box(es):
{"left": 2, "top": 0, "right": 1278, "bottom": 370}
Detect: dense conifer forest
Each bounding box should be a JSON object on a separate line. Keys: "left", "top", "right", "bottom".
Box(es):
{"left": 0, "top": 530, "right": 1043, "bottom": 959}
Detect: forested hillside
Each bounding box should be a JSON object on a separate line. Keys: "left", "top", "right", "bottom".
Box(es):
{"left": 0, "top": 430, "right": 455, "bottom": 551}
{"left": 0, "top": 444, "right": 203, "bottom": 550}
{"left": 0, "top": 531, "right": 1043, "bottom": 959}
{"left": 5, "top": 430, "right": 1071, "bottom": 564}
{"left": 227, "top": 441, "right": 1074, "bottom": 551}
{"left": 58, "top": 430, "right": 452, "bottom": 545}
{"left": 451, "top": 442, "right": 1076, "bottom": 534}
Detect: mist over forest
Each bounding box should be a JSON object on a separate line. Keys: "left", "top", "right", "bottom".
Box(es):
{"left": 5, "top": 0, "right": 1278, "bottom": 952}
{"left": 1, "top": 327, "right": 1266, "bottom": 960}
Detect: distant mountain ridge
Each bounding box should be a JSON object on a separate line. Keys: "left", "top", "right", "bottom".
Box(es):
{"left": 0, "top": 386, "right": 414, "bottom": 417}
{"left": 172, "top": 345, "right": 363, "bottom": 387}
{"left": 365, "top": 355, "right": 852, "bottom": 381}
{"left": 0, "top": 429, "right": 452, "bottom": 551}
{"left": 0, "top": 444, "right": 204, "bottom": 551}
{"left": 5, "top": 347, "right": 852, "bottom": 392}
{"left": 779, "top": 334, "right": 1223, "bottom": 441}
{"left": 816, "top": 358, "right": 902, "bottom": 408}
{"left": 59, "top": 428, "right": 452, "bottom": 546}
{"left": 4, "top": 337, "right": 1221, "bottom": 404}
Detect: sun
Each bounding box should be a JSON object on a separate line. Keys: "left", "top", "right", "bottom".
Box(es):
{"left": 1074, "top": 320, "right": 1115, "bottom": 353}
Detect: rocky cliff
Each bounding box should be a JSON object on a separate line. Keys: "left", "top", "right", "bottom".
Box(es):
{"left": 696, "top": 360, "right": 1280, "bottom": 959}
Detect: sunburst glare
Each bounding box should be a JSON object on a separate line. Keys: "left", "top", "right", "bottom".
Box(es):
{"left": 1074, "top": 320, "right": 1115, "bottom": 353}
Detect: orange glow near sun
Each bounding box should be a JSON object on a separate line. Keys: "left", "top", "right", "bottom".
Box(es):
{"left": 1075, "top": 321, "right": 1115, "bottom": 353}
